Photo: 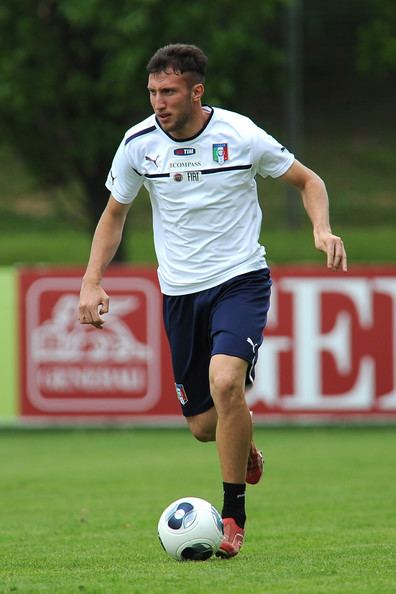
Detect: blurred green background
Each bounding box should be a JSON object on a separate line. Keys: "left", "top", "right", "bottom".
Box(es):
{"left": 0, "top": 0, "right": 395, "bottom": 267}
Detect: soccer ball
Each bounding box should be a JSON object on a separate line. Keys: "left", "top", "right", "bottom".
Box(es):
{"left": 158, "top": 497, "right": 224, "bottom": 561}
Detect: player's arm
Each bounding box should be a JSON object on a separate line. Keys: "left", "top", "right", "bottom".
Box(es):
{"left": 279, "top": 160, "right": 347, "bottom": 271}
{"left": 79, "top": 195, "right": 131, "bottom": 328}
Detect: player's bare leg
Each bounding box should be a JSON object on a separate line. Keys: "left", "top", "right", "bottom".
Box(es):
{"left": 209, "top": 354, "right": 251, "bottom": 483}
{"left": 186, "top": 354, "right": 263, "bottom": 557}
{"left": 186, "top": 385, "right": 263, "bottom": 484}
{"left": 208, "top": 354, "right": 251, "bottom": 557}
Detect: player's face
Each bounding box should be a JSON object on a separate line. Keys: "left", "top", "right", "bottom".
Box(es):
{"left": 147, "top": 71, "right": 201, "bottom": 138}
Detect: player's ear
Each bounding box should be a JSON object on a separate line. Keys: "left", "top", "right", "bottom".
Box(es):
{"left": 192, "top": 83, "right": 204, "bottom": 102}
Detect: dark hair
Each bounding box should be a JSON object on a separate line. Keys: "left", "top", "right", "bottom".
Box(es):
{"left": 146, "top": 44, "right": 208, "bottom": 83}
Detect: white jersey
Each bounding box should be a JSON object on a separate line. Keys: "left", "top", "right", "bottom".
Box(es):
{"left": 106, "top": 106, "right": 294, "bottom": 295}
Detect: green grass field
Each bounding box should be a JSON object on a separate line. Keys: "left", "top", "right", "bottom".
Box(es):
{"left": 1, "top": 427, "right": 395, "bottom": 594}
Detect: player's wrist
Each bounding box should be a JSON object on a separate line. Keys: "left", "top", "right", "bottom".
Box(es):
{"left": 81, "top": 274, "right": 103, "bottom": 287}
{"left": 313, "top": 226, "right": 332, "bottom": 238}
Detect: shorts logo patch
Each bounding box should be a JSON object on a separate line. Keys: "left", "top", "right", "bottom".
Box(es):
{"left": 212, "top": 143, "right": 229, "bottom": 165}
{"left": 175, "top": 383, "right": 188, "bottom": 405}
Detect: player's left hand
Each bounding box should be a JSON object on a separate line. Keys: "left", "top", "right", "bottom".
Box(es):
{"left": 314, "top": 230, "right": 347, "bottom": 272}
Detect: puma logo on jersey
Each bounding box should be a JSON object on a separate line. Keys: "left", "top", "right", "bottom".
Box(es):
{"left": 145, "top": 154, "right": 160, "bottom": 167}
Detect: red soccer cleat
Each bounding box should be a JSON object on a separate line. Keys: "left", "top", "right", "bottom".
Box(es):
{"left": 216, "top": 517, "right": 245, "bottom": 558}
{"left": 246, "top": 444, "right": 264, "bottom": 485}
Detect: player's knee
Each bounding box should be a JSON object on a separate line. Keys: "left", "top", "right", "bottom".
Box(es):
{"left": 210, "top": 372, "right": 244, "bottom": 404}
{"left": 187, "top": 415, "right": 216, "bottom": 442}
{"left": 188, "top": 423, "right": 214, "bottom": 442}
{"left": 209, "top": 373, "right": 247, "bottom": 420}
{"left": 190, "top": 426, "right": 213, "bottom": 442}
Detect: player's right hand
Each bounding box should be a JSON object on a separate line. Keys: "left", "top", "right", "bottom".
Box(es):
{"left": 78, "top": 283, "right": 110, "bottom": 329}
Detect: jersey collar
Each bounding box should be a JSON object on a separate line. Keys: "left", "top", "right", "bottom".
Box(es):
{"left": 155, "top": 105, "right": 214, "bottom": 143}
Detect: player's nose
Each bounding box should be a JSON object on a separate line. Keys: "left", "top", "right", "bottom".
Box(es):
{"left": 153, "top": 94, "right": 166, "bottom": 111}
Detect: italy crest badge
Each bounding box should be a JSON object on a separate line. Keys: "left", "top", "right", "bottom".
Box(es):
{"left": 212, "top": 143, "right": 229, "bottom": 165}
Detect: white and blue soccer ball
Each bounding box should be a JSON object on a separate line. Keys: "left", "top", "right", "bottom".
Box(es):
{"left": 158, "top": 497, "right": 224, "bottom": 561}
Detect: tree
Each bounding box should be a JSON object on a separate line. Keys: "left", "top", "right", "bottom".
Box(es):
{"left": 356, "top": 0, "right": 396, "bottom": 77}
{"left": 0, "top": 0, "right": 283, "bottom": 258}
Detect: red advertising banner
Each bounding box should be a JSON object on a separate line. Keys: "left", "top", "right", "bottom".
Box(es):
{"left": 19, "top": 267, "right": 177, "bottom": 420}
{"left": 249, "top": 266, "right": 396, "bottom": 421}
{"left": 19, "top": 266, "right": 396, "bottom": 422}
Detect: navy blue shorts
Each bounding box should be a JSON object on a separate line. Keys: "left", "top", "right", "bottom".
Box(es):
{"left": 163, "top": 269, "right": 272, "bottom": 417}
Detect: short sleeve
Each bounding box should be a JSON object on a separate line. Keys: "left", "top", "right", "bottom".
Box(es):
{"left": 251, "top": 125, "right": 294, "bottom": 179}
{"left": 105, "top": 139, "right": 144, "bottom": 204}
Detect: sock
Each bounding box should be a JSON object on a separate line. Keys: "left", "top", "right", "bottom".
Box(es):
{"left": 222, "top": 482, "right": 246, "bottom": 529}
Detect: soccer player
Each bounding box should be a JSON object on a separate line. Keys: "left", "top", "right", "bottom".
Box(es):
{"left": 78, "top": 43, "right": 347, "bottom": 558}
